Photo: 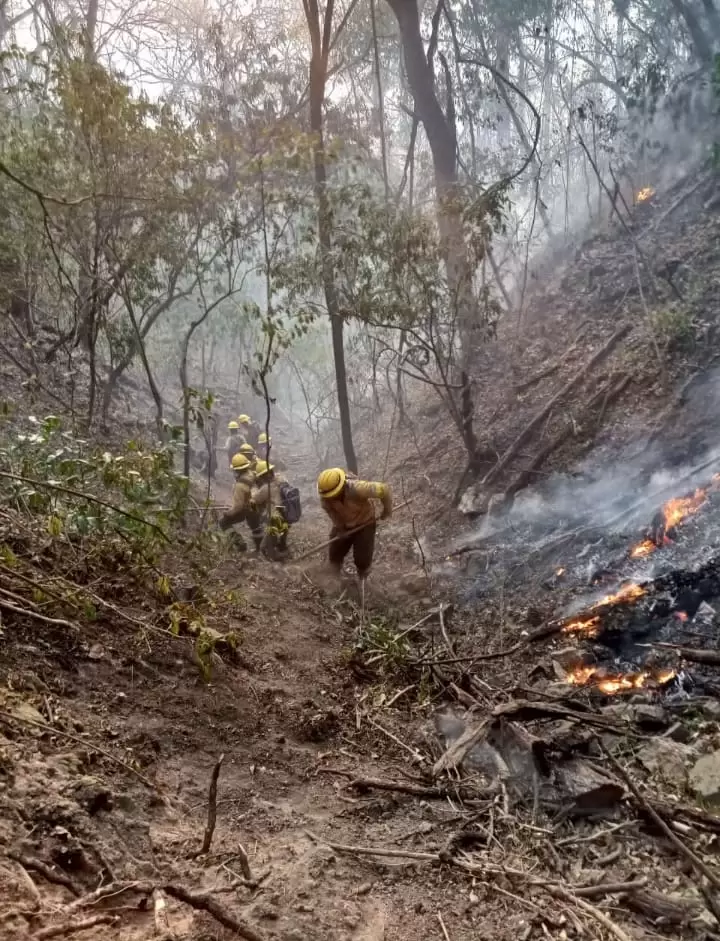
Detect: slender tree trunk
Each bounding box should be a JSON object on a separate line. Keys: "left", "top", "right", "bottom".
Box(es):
{"left": 668, "top": 0, "right": 714, "bottom": 61}
{"left": 305, "top": 0, "right": 358, "bottom": 473}
{"left": 370, "top": 0, "right": 390, "bottom": 201}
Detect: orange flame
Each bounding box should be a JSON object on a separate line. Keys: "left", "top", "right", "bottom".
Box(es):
{"left": 565, "top": 665, "right": 676, "bottom": 694}
{"left": 592, "top": 582, "right": 645, "bottom": 609}
{"left": 562, "top": 615, "right": 601, "bottom": 637}
{"left": 636, "top": 187, "right": 654, "bottom": 202}
{"left": 629, "top": 483, "right": 713, "bottom": 558}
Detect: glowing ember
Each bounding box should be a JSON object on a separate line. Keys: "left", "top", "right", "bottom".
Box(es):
{"left": 636, "top": 187, "right": 654, "bottom": 202}
{"left": 556, "top": 567, "right": 565, "bottom": 576}
{"left": 675, "top": 610, "right": 689, "bottom": 622}
{"left": 565, "top": 665, "right": 676, "bottom": 694}
{"left": 562, "top": 615, "right": 601, "bottom": 637}
{"left": 592, "top": 582, "right": 646, "bottom": 609}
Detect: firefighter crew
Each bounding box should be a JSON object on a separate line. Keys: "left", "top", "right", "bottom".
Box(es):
{"left": 224, "top": 420, "right": 244, "bottom": 464}
{"left": 317, "top": 468, "right": 392, "bottom": 580}
{"left": 252, "top": 460, "right": 289, "bottom": 559}
{"left": 238, "top": 414, "right": 262, "bottom": 448}
{"left": 256, "top": 433, "right": 286, "bottom": 472}
{"left": 219, "top": 454, "right": 262, "bottom": 551}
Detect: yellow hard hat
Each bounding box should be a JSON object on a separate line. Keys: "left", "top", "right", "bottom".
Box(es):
{"left": 255, "top": 460, "right": 274, "bottom": 477}
{"left": 257, "top": 432, "right": 270, "bottom": 445}
{"left": 239, "top": 442, "right": 255, "bottom": 455}
{"left": 228, "top": 420, "right": 239, "bottom": 430}
{"left": 231, "top": 453, "right": 251, "bottom": 470}
{"left": 318, "top": 468, "right": 346, "bottom": 499}
{"left": 237, "top": 414, "right": 251, "bottom": 424}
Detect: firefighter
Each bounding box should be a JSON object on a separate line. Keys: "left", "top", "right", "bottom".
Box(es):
{"left": 252, "top": 460, "right": 290, "bottom": 560}
{"left": 238, "top": 414, "right": 262, "bottom": 448}
{"left": 238, "top": 441, "right": 257, "bottom": 471}
{"left": 224, "top": 420, "right": 244, "bottom": 464}
{"left": 317, "top": 468, "right": 392, "bottom": 580}
{"left": 256, "top": 433, "right": 286, "bottom": 472}
{"left": 219, "top": 453, "right": 262, "bottom": 551}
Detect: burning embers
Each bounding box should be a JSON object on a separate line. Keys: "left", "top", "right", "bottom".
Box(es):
{"left": 628, "top": 477, "right": 720, "bottom": 559}
{"left": 636, "top": 186, "right": 655, "bottom": 202}
{"left": 565, "top": 663, "right": 676, "bottom": 695}
{"left": 562, "top": 582, "right": 647, "bottom": 637}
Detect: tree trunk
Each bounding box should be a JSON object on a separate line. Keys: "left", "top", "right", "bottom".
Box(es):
{"left": 305, "top": 0, "right": 358, "bottom": 473}
{"left": 385, "top": 0, "right": 480, "bottom": 463}
{"left": 668, "top": 0, "right": 714, "bottom": 61}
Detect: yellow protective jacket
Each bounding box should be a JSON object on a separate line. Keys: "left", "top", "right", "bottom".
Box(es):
{"left": 220, "top": 474, "right": 254, "bottom": 529}
{"left": 252, "top": 473, "right": 287, "bottom": 516}
{"left": 321, "top": 477, "right": 392, "bottom": 532}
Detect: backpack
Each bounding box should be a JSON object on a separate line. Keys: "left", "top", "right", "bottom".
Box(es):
{"left": 279, "top": 481, "right": 302, "bottom": 524}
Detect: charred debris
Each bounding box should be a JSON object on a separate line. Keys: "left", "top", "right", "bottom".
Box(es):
{"left": 339, "top": 458, "right": 720, "bottom": 937}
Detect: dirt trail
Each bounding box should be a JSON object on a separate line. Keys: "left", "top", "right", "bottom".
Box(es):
{"left": 0, "top": 478, "right": 461, "bottom": 941}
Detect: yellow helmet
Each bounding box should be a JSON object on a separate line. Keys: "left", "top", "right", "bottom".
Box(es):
{"left": 318, "top": 468, "right": 346, "bottom": 499}
{"left": 231, "top": 453, "right": 251, "bottom": 471}
{"left": 228, "top": 420, "right": 239, "bottom": 430}
{"left": 239, "top": 442, "right": 255, "bottom": 455}
{"left": 237, "top": 414, "right": 251, "bottom": 424}
{"left": 257, "top": 432, "right": 270, "bottom": 445}
{"left": 254, "top": 460, "right": 274, "bottom": 477}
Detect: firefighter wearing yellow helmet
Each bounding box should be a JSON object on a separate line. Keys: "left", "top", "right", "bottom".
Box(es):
{"left": 256, "top": 432, "right": 286, "bottom": 471}
{"left": 219, "top": 453, "right": 262, "bottom": 551}
{"left": 238, "top": 441, "right": 257, "bottom": 471}
{"left": 237, "top": 413, "right": 262, "bottom": 448}
{"left": 252, "top": 460, "right": 301, "bottom": 559}
{"left": 317, "top": 468, "right": 392, "bottom": 580}
{"left": 224, "top": 420, "right": 244, "bottom": 465}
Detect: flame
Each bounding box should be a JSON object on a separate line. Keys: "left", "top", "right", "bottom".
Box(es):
{"left": 629, "top": 539, "right": 655, "bottom": 559}
{"left": 592, "top": 582, "right": 645, "bottom": 609}
{"left": 675, "top": 610, "right": 689, "bottom": 622}
{"left": 565, "top": 665, "right": 676, "bottom": 694}
{"left": 556, "top": 567, "right": 565, "bottom": 576}
{"left": 636, "top": 187, "right": 654, "bottom": 202}
{"left": 629, "top": 484, "right": 712, "bottom": 558}
{"left": 562, "top": 615, "right": 601, "bottom": 637}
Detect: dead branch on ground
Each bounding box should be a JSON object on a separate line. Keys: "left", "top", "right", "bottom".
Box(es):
{"left": 197, "top": 753, "right": 225, "bottom": 857}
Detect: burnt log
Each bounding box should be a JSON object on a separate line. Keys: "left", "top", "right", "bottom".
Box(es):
{"left": 623, "top": 888, "right": 702, "bottom": 927}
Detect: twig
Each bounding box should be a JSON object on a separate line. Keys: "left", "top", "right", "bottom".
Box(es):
{"left": 162, "top": 883, "right": 266, "bottom": 941}
{"left": 574, "top": 878, "right": 647, "bottom": 898}
{"left": 0, "top": 711, "right": 159, "bottom": 792}
{"left": 366, "top": 715, "right": 426, "bottom": 762}
{"left": 229, "top": 846, "right": 253, "bottom": 882}
{"left": 599, "top": 741, "right": 720, "bottom": 890}
{"left": 437, "top": 911, "right": 452, "bottom": 940}
{"left": 305, "top": 831, "right": 439, "bottom": 861}
{"left": 545, "top": 885, "right": 633, "bottom": 941}
{"left": 437, "top": 603, "right": 456, "bottom": 658}
{"left": 12, "top": 860, "right": 42, "bottom": 908}
{"left": 34, "top": 914, "right": 120, "bottom": 939}
{"left": 0, "top": 599, "right": 76, "bottom": 629}
{"left": 199, "top": 754, "right": 225, "bottom": 856}
{"left": 7, "top": 851, "right": 81, "bottom": 896}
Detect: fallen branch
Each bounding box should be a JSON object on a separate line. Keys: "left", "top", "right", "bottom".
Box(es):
{"left": 514, "top": 323, "right": 589, "bottom": 392}
{"left": 305, "top": 831, "right": 438, "bottom": 861}
{"left": 599, "top": 741, "right": 720, "bottom": 891}
{"left": 34, "top": 914, "right": 120, "bottom": 939}
{"left": 198, "top": 754, "right": 225, "bottom": 857}
{"left": 546, "top": 885, "right": 633, "bottom": 941}
{"left": 573, "top": 878, "right": 647, "bottom": 898}
{"left": 0, "top": 710, "right": 159, "bottom": 792}
{"left": 162, "top": 883, "right": 266, "bottom": 941}
{"left": 7, "top": 851, "right": 80, "bottom": 897}
{"left": 650, "top": 643, "right": 720, "bottom": 665}
{"left": 0, "top": 599, "right": 76, "bottom": 629}
{"left": 482, "top": 324, "right": 632, "bottom": 488}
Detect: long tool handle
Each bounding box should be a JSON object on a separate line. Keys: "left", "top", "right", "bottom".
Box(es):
{"left": 294, "top": 498, "right": 413, "bottom": 563}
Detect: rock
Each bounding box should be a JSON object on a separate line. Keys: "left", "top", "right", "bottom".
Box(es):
{"left": 690, "top": 751, "right": 720, "bottom": 805}
{"left": 88, "top": 643, "right": 106, "bottom": 660}
{"left": 664, "top": 722, "right": 692, "bottom": 744}
{"left": 698, "top": 700, "right": 720, "bottom": 722}
{"left": 637, "top": 738, "right": 693, "bottom": 789}
{"left": 72, "top": 776, "right": 114, "bottom": 815}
